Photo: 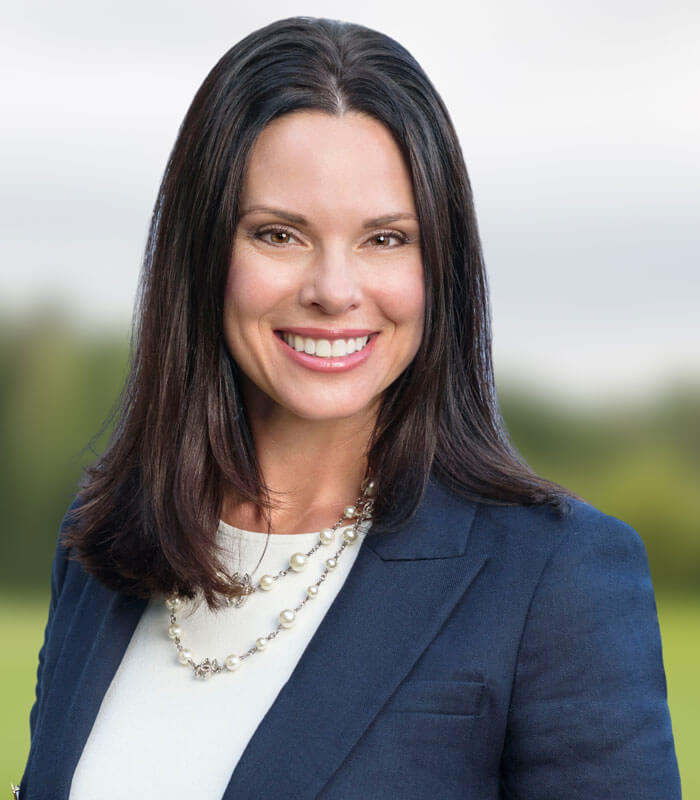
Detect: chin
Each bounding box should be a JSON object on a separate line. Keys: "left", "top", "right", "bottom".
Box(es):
{"left": 275, "top": 390, "right": 380, "bottom": 424}
{"left": 288, "top": 403, "right": 375, "bottom": 423}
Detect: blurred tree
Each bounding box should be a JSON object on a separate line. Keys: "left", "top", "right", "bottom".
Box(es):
{"left": 0, "top": 309, "right": 129, "bottom": 592}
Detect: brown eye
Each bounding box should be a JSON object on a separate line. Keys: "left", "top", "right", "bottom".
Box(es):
{"left": 255, "top": 226, "right": 297, "bottom": 246}
{"left": 370, "top": 231, "right": 407, "bottom": 248}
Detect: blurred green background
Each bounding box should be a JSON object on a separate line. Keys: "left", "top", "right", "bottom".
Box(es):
{"left": 1, "top": 310, "right": 698, "bottom": 794}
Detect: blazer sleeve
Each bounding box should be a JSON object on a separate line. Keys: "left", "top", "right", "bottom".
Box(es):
{"left": 500, "top": 510, "right": 681, "bottom": 799}
{"left": 27, "top": 496, "right": 80, "bottom": 740}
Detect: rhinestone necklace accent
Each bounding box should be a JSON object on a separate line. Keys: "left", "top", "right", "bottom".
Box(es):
{"left": 165, "top": 480, "right": 376, "bottom": 679}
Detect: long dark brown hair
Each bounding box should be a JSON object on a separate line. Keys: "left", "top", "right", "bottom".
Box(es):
{"left": 63, "top": 16, "right": 572, "bottom": 607}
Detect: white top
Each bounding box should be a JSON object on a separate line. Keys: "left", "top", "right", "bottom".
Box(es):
{"left": 69, "top": 519, "right": 369, "bottom": 800}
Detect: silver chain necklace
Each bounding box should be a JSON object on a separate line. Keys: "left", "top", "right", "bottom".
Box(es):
{"left": 165, "top": 480, "right": 376, "bottom": 679}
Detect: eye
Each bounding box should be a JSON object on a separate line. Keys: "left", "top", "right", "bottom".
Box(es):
{"left": 368, "top": 230, "right": 409, "bottom": 248}
{"left": 254, "top": 225, "right": 299, "bottom": 246}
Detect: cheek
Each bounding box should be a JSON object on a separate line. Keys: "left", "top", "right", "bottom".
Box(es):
{"left": 377, "top": 267, "right": 425, "bottom": 342}
{"left": 224, "top": 255, "right": 290, "bottom": 323}
{"left": 223, "top": 258, "right": 271, "bottom": 366}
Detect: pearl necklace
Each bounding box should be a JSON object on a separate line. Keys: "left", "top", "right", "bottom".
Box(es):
{"left": 165, "top": 480, "right": 376, "bottom": 679}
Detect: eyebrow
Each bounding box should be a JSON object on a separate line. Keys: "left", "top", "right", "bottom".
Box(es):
{"left": 239, "top": 205, "right": 418, "bottom": 228}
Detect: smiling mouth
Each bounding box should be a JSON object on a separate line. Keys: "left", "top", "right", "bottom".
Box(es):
{"left": 274, "top": 331, "right": 376, "bottom": 358}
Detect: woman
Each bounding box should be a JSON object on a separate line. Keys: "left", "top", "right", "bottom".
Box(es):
{"left": 19, "top": 15, "right": 680, "bottom": 799}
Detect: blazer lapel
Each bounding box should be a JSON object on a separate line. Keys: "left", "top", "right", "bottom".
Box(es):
{"left": 224, "top": 480, "right": 487, "bottom": 800}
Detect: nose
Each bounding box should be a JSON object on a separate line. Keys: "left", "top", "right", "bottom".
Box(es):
{"left": 298, "top": 247, "right": 363, "bottom": 315}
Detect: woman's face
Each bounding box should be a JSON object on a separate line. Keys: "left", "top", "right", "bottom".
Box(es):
{"left": 224, "top": 110, "right": 424, "bottom": 426}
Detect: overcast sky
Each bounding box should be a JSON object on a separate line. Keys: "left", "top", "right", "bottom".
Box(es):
{"left": 1, "top": 0, "right": 698, "bottom": 400}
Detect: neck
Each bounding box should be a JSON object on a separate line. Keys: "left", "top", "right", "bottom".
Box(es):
{"left": 222, "top": 400, "right": 376, "bottom": 535}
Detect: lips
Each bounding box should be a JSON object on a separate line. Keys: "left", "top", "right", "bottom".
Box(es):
{"left": 275, "top": 331, "right": 373, "bottom": 358}
{"left": 273, "top": 328, "right": 378, "bottom": 372}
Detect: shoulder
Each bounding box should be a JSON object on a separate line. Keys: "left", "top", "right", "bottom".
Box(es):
{"left": 416, "top": 484, "right": 657, "bottom": 623}
{"left": 379, "top": 478, "right": 648, "bottom": 576}
{"left": 479, "top": 492, "right": 640, "bottom": 544}
{"left": 469, "top": 494, "right": 649, "bottom": 583}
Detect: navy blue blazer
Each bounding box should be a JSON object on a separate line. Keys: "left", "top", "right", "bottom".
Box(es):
{"left": 21, "top": 480, "right": 681, "bottom": 799}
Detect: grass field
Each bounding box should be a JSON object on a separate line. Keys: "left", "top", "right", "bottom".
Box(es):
{"left": 2, "top": 592, "right": 698, "bottom": 795}
{"left": 656, "top": 593, "right": 700, "bottom": 799}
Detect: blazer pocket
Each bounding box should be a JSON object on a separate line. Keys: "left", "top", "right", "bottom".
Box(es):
{"left": 386, "top": 678, "right": 486, "bottom": 718}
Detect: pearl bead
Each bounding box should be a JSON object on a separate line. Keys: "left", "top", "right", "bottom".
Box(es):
{"left": 255, "top": 637, "right": 268, "bottom": 651}
{"left": 306, "top": 585, "right": 319, "bottom": 599}
{"left": 320, "top": 528, "right": 335, "bottom": 545}
{"left": 289, "top": 553, "right": 307, "bottom": 572}
{"left": 168, "top": 623, "right": 182, "bottom": 640}
{"left": 364, "top": 480, "right": 377, "bottom": 497}
{"left": 178, "top": 648, "right": 192, "bottom": 665}
{"left": 343, "top": 528, "right": 358, "bottom": 544}
{"left": 344, "top": 505, "right": 357, "bottom": 519}
{"left": 259, "top": 574, "right": 275, "bottom": 590}
{"left": 279, "top": 609, "right": 296, "bottom": 628}
{"left": 166, "top": 596, "right": 182, "bottom": 611}
{"left": 225, "top": 654, "right": 241, "bottom": 671}
{"left": 326, "top": 557, "right": 338, "bottom": 570}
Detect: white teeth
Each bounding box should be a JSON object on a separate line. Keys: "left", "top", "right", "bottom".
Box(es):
{"left": 315, "top": 339, "right": 332, "bottom": 357}
{"left": 279, "top": 332, "right": 372, "bottom": 358}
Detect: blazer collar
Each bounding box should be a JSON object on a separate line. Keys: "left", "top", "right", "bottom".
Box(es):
{"left": 364, "top": 476, "right": 479, "bottom": 560}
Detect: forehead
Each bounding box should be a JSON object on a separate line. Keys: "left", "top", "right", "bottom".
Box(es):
{"left": 240, "top": 110, "right": 416, "bottom": 221}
